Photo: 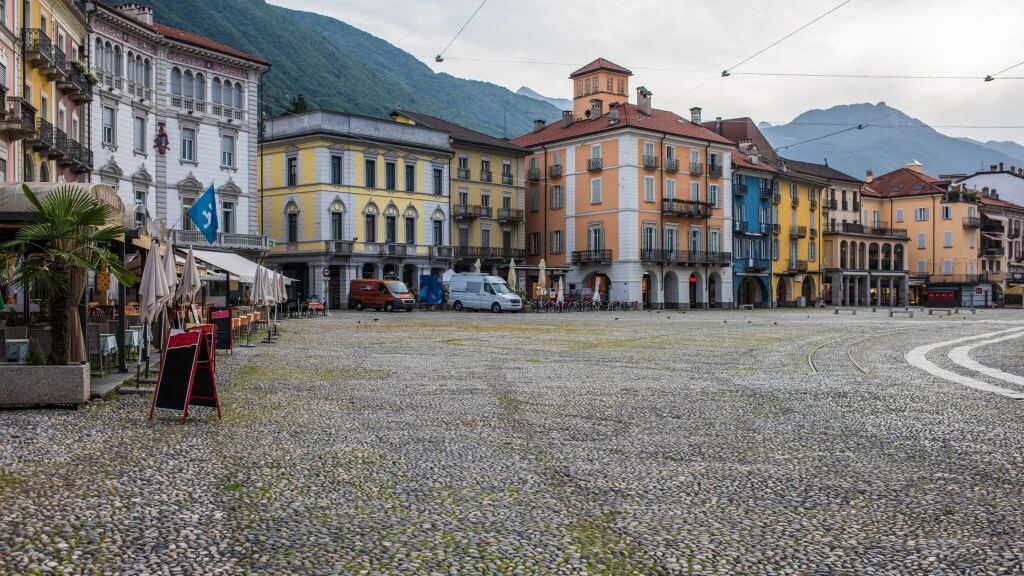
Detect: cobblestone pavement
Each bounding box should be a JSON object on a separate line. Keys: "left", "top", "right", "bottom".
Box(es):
{"left": 1, "top": 309, "right": 1023, "bottom": 575}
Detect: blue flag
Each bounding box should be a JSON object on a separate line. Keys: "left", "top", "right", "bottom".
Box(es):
{"left": 187, "top": 183, "right": 219, "bottom": 244}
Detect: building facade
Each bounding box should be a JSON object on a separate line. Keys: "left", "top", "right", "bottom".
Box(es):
{"left": 978, "top": 191, "right": 1024, "bottom": 304}
{"left": 88, "top": 3, "right": 269, "bottom": 255}
{"left": 391, "top": 110, "right": 529, "bottom": 280}
{"left": 729, "top": 145, "right": 777, "bottom": 307}
{"left": 260, "top": 110, "right": 453, "bottom": 306}
{"left": 945, "top": 162, "right": 1024, "bottom": 207}
{"left": 512, "top": 58, "right": 735, "bottom": 309}
{"left": 0, "top": 0, "right": 26, "bottom": 181}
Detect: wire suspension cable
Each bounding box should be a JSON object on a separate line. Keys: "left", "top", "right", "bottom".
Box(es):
{"left": 435, "top": 0, "right": 488, "bottom": 63}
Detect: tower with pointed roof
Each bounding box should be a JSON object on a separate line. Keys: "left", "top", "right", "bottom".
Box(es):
{"left": 569, "top": 58, "right": 631, "bottom": 120}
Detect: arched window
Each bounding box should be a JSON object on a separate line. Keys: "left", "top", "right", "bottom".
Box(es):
{"left": 403, "top": 206, "right": 418, "bottom": 245}
{"left": 330, "top": 200, "right": 345, "bottom": 241}
{"left": 170, "top": 67, "right": 182, "bottom": 95}
{"left": 23, "top": 154, "right": 34, "bottom": 182}
{"left": 195, "top": 73, "right": 205, "bottom": 101}
{"left": 431, "top": 209, "right": 445, "bottom": 246}
{"left": 840, "top": 240, "right": 848, "bottom": 269}
{"left": 144, "top": 59, "right": 152, "bottom": 88}
{"left": 363, "top": 202, "right": 379, "bottom": 244}
{"left": 183, "top": 71, "right": 194, "bottom": 98}
{"left": 233, "top": 82, "right": 243, "bottom": 109}
{"left": 222, "top": 81, "right": 232, "bottom": 106}
{"left": 881, "top": 244, "right": 892, "bottom": 271}
{"left": 126, "top": 51, "right": 134, "bottom": 82}
{"left": 94, "top": 38, "right": 103, "bottom": 69}
{"left": 113, "top": 45, "right": 122, "bottom": 76}
{"left": 893, "top": 244, "right": 904, "bottom": 270}
{"left": 39, "top": 162, "right": 49, "bottom": 182}
{"left": 211, "top": 78, "right": 221, "bottom": 103}
{"left": 135, "top": 55, "right": 143, "bottom": 84}
{"left": 104, "top": 42, "right": 113, "bottom": 72}
{"left": 286, "top": 202, "right": 299, "bottom": 243}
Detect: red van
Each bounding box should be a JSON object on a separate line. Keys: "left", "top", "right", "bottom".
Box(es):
{"left": 347, "top": 279, "right": 416, "bottom": 312}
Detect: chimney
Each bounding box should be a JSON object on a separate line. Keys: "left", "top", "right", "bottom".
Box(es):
{"left": 533, "top": 119, "right": 546, "bottom": 132}
{"left": 992, "top": 188, "right": 998, "bottom": 199}
{"left": 865, "top": 169, "right": 874, "bottom": 183}
{"left": 636, "top": 86, "right": 652, "bottom": 116}
{"left": 999, "top": 162, "right": 1004, "bottom": 171}
{"left": 588, "top": 98, "right": 603, "bottom": 120}
{"left": 738, "top": 138, "right": 753, "bottom": 153}
{"left": 561, "top": 110, "right": 572, "bottom": 128}
{"left": 905, "top": 159, "right": 923, "bottom": 173}
{"left": 990, "top": 164, "right": 999, "bottom": 172}
{"left": 117, "top": 3, "right": 155, "bottom": 25}
{"left": 715, "top": 117, "right": 722, "bottom": 135}
{"left": 690, "top": 107, "right": 702, "bottom": 124}
{"left": 748, "top": 144, "right": 759, "bottom": 165}
{"left": 608, "top": 103, "right": 620, "bottom": 125}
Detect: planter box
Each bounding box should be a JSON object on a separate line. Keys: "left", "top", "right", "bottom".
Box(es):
{"left": 0, "top": 363, "right": 90, "bottom": 407}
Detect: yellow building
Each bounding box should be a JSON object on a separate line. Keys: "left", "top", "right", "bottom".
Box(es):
{"left": 260, "top": 110, "right": 453, "bottom": 307}
{"left": 864, "top": 163, "right": 985, "bottom": 307}
{"left": 391, "top": 111, "right": 529, "bottom": 279}
{"left": 21, "top": 0, "right": 93, "bottom": 183}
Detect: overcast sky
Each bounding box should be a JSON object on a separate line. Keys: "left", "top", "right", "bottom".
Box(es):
{"left": 270, "top": 0, "right": 1024, "bottom": 146}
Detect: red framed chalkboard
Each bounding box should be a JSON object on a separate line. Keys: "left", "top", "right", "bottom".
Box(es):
{"left": 207, "top": 306, "right": 233, "bottom": 353}
{"left": 148, "top": 328, "right": 221, "bottom": 423}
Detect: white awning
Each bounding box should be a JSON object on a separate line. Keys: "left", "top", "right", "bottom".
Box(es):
{"left": 981, "top": 211, "right": 1008, "bottom": 221}
{"left": 981, "top": 233, "right": 1003, "bottom": 241}
{"left": 189, "top": 249, "right": 260, "bottom": 283}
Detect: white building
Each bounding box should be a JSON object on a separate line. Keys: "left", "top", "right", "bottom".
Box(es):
{"left": 945, "top": 162, "right": 1024, "bottom": 207}
{"left": 88, "top": 2, "right": 269, "bottom": 253}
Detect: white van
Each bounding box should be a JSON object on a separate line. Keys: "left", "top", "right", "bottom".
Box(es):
{"left": 448, "top": 273, "right": 522, "bottom": 312}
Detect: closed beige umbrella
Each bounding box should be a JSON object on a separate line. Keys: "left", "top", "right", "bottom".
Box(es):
{"left": 536, "top": 258, "right": 546, "bottom": 299}
{"left": 507, "top": 259, "right": 517, "bottom": 291}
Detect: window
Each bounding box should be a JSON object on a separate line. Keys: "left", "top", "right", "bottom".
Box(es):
{"left": 917, "top": 260, "right": 927, "bottom": 273}
{"left": 405, "top": 164, "right": 415, "bottom": 192}
{"left": 365, "top": 159, "right": 376, "bottom": 188}
{"left": 914, "top": 207, "right": 928, "bottom": 221}
{"left": 481, "top": 228, "right": 491, "bottom": 248}
{"left": 690, "top": 182, "right": 700, "bottom": 202}
{"left": 666, "top": 146, "right": 675, "bottom": 161}
{"left": 591, "top": 144, "right": 600, "bottom": 161}
{"left": 642, "top": 225, "right": 657, "bottom": 251}
{"left": 942, "top": 205, "right": 952, "bottom": 220}
{"left": 133, "top": 116, "right": 145, "bottom": 152}
{"left": 588, "top": 226, "right": 604, "bottom": 251}
{"left": 181, "top": 198, "right": 195, "bottom": 231}
{"left": 501, "top": 161, "right": 512, "bottom": 184}
{"left": 969, "top": 233, "right": 975, "bottom": 249}
{"left": 102, "top": 106, "right": 115, "bottom": 145}
{"left": 809, "top": 241, "right": 817, "bottom": 262}
{"left": 458, "top": 190, "right": 468, "bottom": 206}
{"left": 432, "top": 219, "right": 443, "bottom": 246}
{"left": 364, "top": 213, "right": 377, "bottom": 243}
{"left": 433, "top": 168, "right": 443, "bottom": 195}
{"left": 385, "top": 161, "right": 396, "bottom": 190}
{"left": 331, "top": 207, "right": 343, "bottom": 240}
{"left": 709, "top": 184, "right": 720, "bottom": 208}
{"left": 550, "top": 185, "right": 564, "bottom": 209}
{"left": 666, "top": 179, "right": 676, "bottom": 199}
{"left": 943, "top": 231, "right": 953, "bottom": 247}
{"left": 287, "top": 213, "right": 297, "bottom": 242}
{"left": 133, "top": 189, "right": 146, "bottom": 226}
{"left": 180, "top": 127, "right": 195, "bottom": 162}
{"left": 550, "top": 230, "right": 564, "bottom": 254}
{"left": 917, "top": 232, "right": 926, "bottom": 249}
{"left": 330, "top": 155, "right": 342, "bottom": 185}
{"left": 530, "top": 187, "right": 539, "bottom": 211}
{"left": 480, "top": 159, "right": 491, "bottom": 182}
{"left": 644, "top": 176, "right": 655, "bottom": 202}
{"left": 772, "top": 238, "right": 780, "bottom": 260}
{"left": 591, "top": 179, "right": 602, "bottom": 204}
{"left": 221, "top": 135, "right": 235, "bottom": 167}
{"left": 405, "top": 216, "right": 415, "bottom": 245}
{"left": 943, "top": 259, "right": 953, "bottom": 275}
{"left": 895, "top": 209, "right": 904, "bottom": 223}
{"left": 790, "top": 183, "right": 799, "bottom": 199}
{"left": 385, "top": 214, "right": 397, "bottom": 244}
{"left": 222, "top": 201, "right": 234, "bottom": 234}
{"left": 529, "top": 232, "right": 542, "bottom": 256}
{"left": 286, "top": 157, "right": 297, "bottom": 186}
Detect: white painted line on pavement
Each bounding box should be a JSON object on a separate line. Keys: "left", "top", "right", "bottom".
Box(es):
{"left": 948, "top": 332, "right": 1024, "bottom": 388}
{"left": 905, "top": 327, "right": 1024, "bottom": 400}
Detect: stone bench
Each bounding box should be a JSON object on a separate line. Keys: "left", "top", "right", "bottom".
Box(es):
{"left": 834, "top": 308, "right": 857, "bottom": 315}
{"left": 738, "top": 304, "right": 754, "bottom": 310}
{"left": 928, "top": 309, "right": 952, "bottom": 316}
{"left": 953, "top": 308, "right": 977, "bottom": 315}
{"left": 889, "top": 310, "right": 913, "bottom": 318}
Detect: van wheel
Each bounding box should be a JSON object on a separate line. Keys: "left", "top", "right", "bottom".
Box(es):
{"left": 354, "top": 301, "right": 363, "bottom": 311}
{"left": 384, "top": 302, "right": 394, "bottom": 312}
{"left": 453, "top": 301, "right": 463, "bottom": 311}
{"left": 491, "top": 303, "right": 502, "bottom": 313}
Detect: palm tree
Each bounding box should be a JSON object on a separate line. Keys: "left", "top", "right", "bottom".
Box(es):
{"left": 0, "top": 184, "right": 133, "bottom": 365}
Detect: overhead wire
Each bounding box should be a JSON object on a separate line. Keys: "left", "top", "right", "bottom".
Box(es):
{"left": 434, "top": 0, "right": 488, "bottom": 63}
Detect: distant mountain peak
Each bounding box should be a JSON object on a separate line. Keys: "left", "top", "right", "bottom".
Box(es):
{"left": 516, "top": 87, "right": 572, "bottom": 112}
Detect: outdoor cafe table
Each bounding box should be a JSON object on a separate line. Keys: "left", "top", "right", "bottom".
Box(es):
{"left": 5, "top": 339, "right": 28, "bottom": 362}
{"left": 99, "top": 334, "right": 118, "bottom": 356}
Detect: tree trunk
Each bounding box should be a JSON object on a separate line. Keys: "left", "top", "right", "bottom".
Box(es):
{"left": 48, "top": 270, "right": 71, "bottom": 365}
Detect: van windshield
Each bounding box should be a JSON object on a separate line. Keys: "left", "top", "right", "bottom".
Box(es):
{"left": 386, "top": 281, "right": 410, "bottom": 294}
{"left": 490, "top": 282, "right": 512, "bottom": 294}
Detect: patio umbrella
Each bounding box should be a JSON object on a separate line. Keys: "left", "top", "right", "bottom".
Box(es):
{"left": 556, "top": 277, "right": 564, "bottom": 305}
{"left": 176, "top": 248, "right": 202, "bottom": 304}
{"left": 139, "top": 242, "right": 169, "bottom": 325}
{"left": 251, "top": 265, "right": 266, "bottom": 305}
{"left": 537, "top": 258, "right": 547, "bottom": 299}
{"left": 473, "top": 258, "right": 481, "bottom": 273}
{"left": 592, "top": 276, "right": 602, "bottom": 304}
{"left": 507, "top": 259, "right": 517, "bottom": 291}
{"left": 162, "top": 236, "right": 178, "bottom": 307}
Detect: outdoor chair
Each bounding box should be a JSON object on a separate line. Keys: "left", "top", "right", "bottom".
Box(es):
{"left": 5, "top": 326, "right": 28, "bottom": 339}
{"left": 87, "top": 323, "right": 110, "bottom": 375}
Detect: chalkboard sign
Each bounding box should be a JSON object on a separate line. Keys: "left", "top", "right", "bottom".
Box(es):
{"left": 149, "top": 330, "right": 201, "bottom": 420}
{"left": 208, "top": 306, "right": 233, "bottom": 352}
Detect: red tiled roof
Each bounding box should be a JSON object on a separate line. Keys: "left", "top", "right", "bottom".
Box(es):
{"left": 393, "top": 110, "right": 531, "bottom": 154}
{"left": 702, "top": 117, "right": 780, "bottom": 164}
{"left": 731, "top": 149, "right": 778, "bottom": 174}
{"left": 152, "top": 23, "right": 270, "bottom": 67}
{"left": 780, "top": 157, "right": 860, "bottom": 184}
{"left": 511, "top": 103, "right": 733, "bottom": 148}
{"left": 979, "top": 193, "right": 1024, "bottom": 212}
{"left": 570, "top": 58, "right": 632, "bottom": 78}
{"left": 862, "top": 167, "right": 948, "bottom": 198}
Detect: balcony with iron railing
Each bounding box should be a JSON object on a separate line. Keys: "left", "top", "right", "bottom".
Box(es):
{"left": 0, "top": 98, "right": 36, "bottom": 140}
{"left": 643, "top": 155, "right": 659, "bottom": 169}
{"left": 52, "top": 128, "right": 67, "bottom": 161}
{"left": 479, "top": 206, "right": 493, "bottom": 219}
{"left": 822, "top": 222, "right": 908, "bottom": 239}
{"left": 707, "top": 164, "right": 723, "bottom": 177}
{"left": 171, "top": 229, "right": 270, "bottom": 251}
{"left": 501, "top": 173, "right": 513, "bottom": 185}
{"left": 787, "top": 259, "right": 809, "bottom": 273}
{"left": 734, "top": 220, "right": 749, "bottom": 233}
{"left": 943, "top": 191, "right": 978, "bottom": 203}
{"left": 771, "top": 223, "right": 781, "bottom": 235}
{"left": 70, "top": 68, "right": 94, "bottom": 102}
{"left": 790, "top": 194, "right": 800, "bottom": 207}
{"left": 981, "top": 222, "right": 1005, "bottom": 234}
{"left": 480, "top": 170, "right": 492, "bottom": 183}
{"left": 665, "top": 158, "right": 679, "bottom": 172}
{"left": 571, "top": 249, "right": 613, "bottom": 264}
{"left": 810, "top": 198, "right": 817, "bottom": 210}
{"left": 963, "top": 216, "right": 982, "bottom": 229}
{"left": 853, "top": 200, "right": 861, "bottom": 212}
{"left": 789, "top": 225, "right": 807, "bottom": 238}
{"left": 548, "top": 164, "right": 563, "bottom": 178}
{"left": 526, "top": 167, "right": 540, "bottom": 181}
{"left": 981, "top": 247, "right": 1005, "bottom": 257}
{"left": 738, "top": 257, "right": 771, "bottom": 273}
{"left": 662, "top": 198, "right": 712, "bottom": 218}
{"left": 497, "top": 208, "right": 524, "bottom": 223}
{"left": 734, "top": 182, "right": 747, "bottom": 196}
{"left": 454, "top": 246, "right": 526, "bottom": 260}
{"left": 452, "top": 204, "right": 481, "bottom": 219}
{"left": 772, "top": 191, "right": 781, "bottom": 204}
{"left": 1008, "top": 226, "right": 1021, "bottom": 239}
{"left": 33, "top": 118, "right": 55, "bottom": 153}
{"left": 43, "top": 47, "right": 67, "bottom": 81}
{"left": 824, "top": 199, "right": 837, "bottom": 210}
{"left": 587, "top": 158, "right": 603, "bottom": 171}
{"left": 760, "top": 187, "right": 772, "bottom": 200}
{"left": 689, "top": 162, "right": 703, "bottom": 176}
{"left": 23, "top": 29, "right": 53, "bottom": 68}
{"left": 929, "top": 273, "right": 987, "bottom": 284}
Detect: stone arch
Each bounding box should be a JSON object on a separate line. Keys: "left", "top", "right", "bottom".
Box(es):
{"left": 664, "top": 271, "right": 680, "bottom": 309}
{"left": 881, "top": 243, "right": 892, "bottom": 271}
{"left": 776, "top": 276, "right": 792, "bottom": 305}
{"left": 868, "top": 242, "right": 880, "bottom": 270}
{"left": 802, "top": 275, "right": 817, "bottom": 303}
{"left": 840, "top": 240, "right": 848, "bottom": 268}
{"left": 23, "top": 153, "right": 33, "bottom": 182}
{"left": 39, "top": 162, "right": 49, "bottom": 182}
{"left": 689, "top": 270, "right": 705, "bottom": 308}
{"left": 708, "top": 270, "right": 724, "bottom": 308}
{"left": 893, "top": 244, "right": 905, "bottom": 270}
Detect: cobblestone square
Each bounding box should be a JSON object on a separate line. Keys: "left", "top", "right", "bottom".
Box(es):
{"left": 2, "top": 309, "right": 1023, "bottom": 575}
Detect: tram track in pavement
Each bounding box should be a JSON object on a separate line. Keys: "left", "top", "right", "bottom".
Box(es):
{"left": 807, "top": 328, "right": 918, "bottom": 375}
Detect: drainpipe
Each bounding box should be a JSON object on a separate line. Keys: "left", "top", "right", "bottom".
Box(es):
{"left": 541, "top": 143, "right": 548, "bottom": 290}
{"left": 703, "top": 141, "right": 711, "bottom": 308}
{"left": 658, "top": 134, "right": 666, "bottom": 309}
{"left": 769, "top": 175, "right": 778, "bottom": 309}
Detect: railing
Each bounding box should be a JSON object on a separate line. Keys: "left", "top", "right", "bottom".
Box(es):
{"left": 772, "top": 224, "right": 781, "bottom": 235}
{"left": 35, "top": 118, "right": 54, "bottom": 149}
{"left": 822, "top": 221, "right": 908, "bottom": 239}
{"left": 943, "top": 191, "right": 977, "bottom": 203}
{"left": 52, "top": 47, "right": 67, "bottom": 78}
{"left": 19, "top": 102, "right": 36, "bottom": 135}
{"left": 526, "top": 167, "right": 540, "bottom": 181}
{"left": 479, "top": 206, "right": 493, "bottom": 218}
{"left": 457, "top": 167, "right": 470, "bottom": 180}
{"left": 734, "top": 183, "right": 747, "bottom": 195}
{"left": 739, "top": 257, "right": 771, "bottom": 272}
{"left": 809, "top": 199, "right": 817, "bottom": 210}
{"left": 689, "top": 162, "right": 703, "bottom": 176}
{"left": 929, "top": 273, "right": 987, "bottom": 283}
{"left": 548, "top": 164, "right": 563, "bottom": 178}
{"left": 71, "top": 69, "right": 94, "bottom": 100}
{"left": 707, "top": 164, "right": 723, "bottom": 177}
{"left": 480, "top": 170, "right": 492, "bottom": 183}
{"left": 501, "top": 173, "right": 513, "bottom": 185}
{"left": 963, "top": 216, "right": 982, "bottom": 228}
{"left": 23, "top": 29, "right": 53, "bottom": 64}
{"left": 734, "top": 220, "right": 748, "bottom": 233}
{"left": 126, "top": 81, "right": 152, "bottom": 101}
{"left": 640, "top": 248, "right": 663, "bottom": 262}
{"left": 497, "top": 208, "right": 524, "bottom": 222}
{"left": 587, "top": 158, "right": 603, "bottom": 171}
{"left": 454, "top": 246, "right": 526, "bottom": 260}
{"left": 760, "top": 187, "right": 772, "bottom": 200}
{"left": 171, "top": 229, "right": 270, "bottom": 251}
{"left": 431, "top": 246, "right": 454, "bottom": 259}
{"left": 825, "top": 199, "right": 837, "bottom": 210}
{"left": 810, "top": 228, "right": 817, "bottom": 239}
{"left": 643, "top": 155, "right": 659, "bottom": 168}
{"left": 665, "top": 158, "right": 679, "bottom": 172}
{"left": 790, "top": 195, "right": 800, "bottom": 207}
{"left": 1008, "top": 226, "right": 1021, "bottom": 239}
{"left": 853, "top": 201, "right": 861, "bottom": 212}
{"left": 452, "top": 204, "right": 481, "bottom": 218}
{"left": 647, "top": 250, "right": 734, "bottom": 266}
{"left": 981, "top": 222, "right": 1005, "bottom": 234}
{"left": 382, "top": 243, "right": 408, "bottom": 258}
{"left": 662, "top": 198, "right": 712, "bottom": 218}
{"left": 772, "top": 192, "right": 781, "bottom": 204}
{"left": 982, "top": 247, "right": 1005, "bottom": 257}
{"left": 571, "top": 249, "right": 613, "bottom": 264}
{"left": 53, "top": 128, "right": 67, "bottom": 158}
{"left": 787, "top": 259, "right": 809, "bottom": 272}
{"left": 329, "top": 240, "right": 354, "bottom": 254}
{"left": 790, "top": 225, "right": 807, "bottom": 238}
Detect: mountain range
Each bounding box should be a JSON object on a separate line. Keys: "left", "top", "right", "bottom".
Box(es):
{"left": 132, "top": 2, "right": 1021, "bottom": 181}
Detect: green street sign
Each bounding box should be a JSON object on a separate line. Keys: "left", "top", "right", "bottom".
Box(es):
{"left": 268, "top": 239, "right": 277, "bottom": 248}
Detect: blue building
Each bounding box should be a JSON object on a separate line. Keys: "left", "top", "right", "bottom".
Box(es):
{"left": 730, "top": 145, "right": 778, "bottom": 307}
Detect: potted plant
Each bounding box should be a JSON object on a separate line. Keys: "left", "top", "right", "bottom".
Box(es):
{"left": 0, "top": 184, "right": 132, "bottom": 406}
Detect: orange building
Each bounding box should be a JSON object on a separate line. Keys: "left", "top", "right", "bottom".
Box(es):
{"left": 511, "top": 59, "right": 735, "bottom": 308}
